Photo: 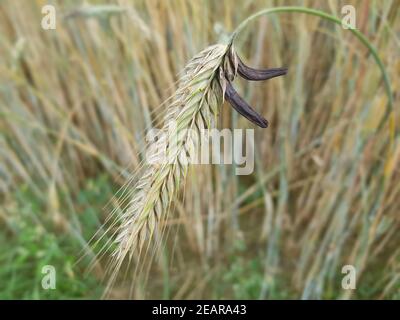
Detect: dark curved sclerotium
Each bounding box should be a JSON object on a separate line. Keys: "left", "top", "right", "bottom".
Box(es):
{"left": 232, "top": 53, "right": 288, "bottom": 81}
{"left": 225, "top": 81, "right": 268, "bottom": 128}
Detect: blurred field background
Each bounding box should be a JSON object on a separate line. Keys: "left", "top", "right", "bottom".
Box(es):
{"left": 0, "top": 0, "right": 399, "bottom": 299}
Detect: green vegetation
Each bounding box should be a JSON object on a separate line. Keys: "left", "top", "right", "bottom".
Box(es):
{"left": 0, "top": 176, "right": 113, "bottom": 299}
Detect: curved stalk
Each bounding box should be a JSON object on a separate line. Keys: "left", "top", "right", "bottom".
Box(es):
{"left": 229, "top": 6, "right": 394, "bottom": 132}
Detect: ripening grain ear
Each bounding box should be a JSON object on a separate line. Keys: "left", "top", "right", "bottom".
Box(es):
{"left": 103, "top": 44, "right": 229, "bottom": 292}
{"left": 102, "top": 41, "right": 288, "bottom": 294}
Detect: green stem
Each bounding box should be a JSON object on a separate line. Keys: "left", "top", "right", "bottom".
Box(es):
{"left": 230, "top": 6, "right": 394, "bottom": 129}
